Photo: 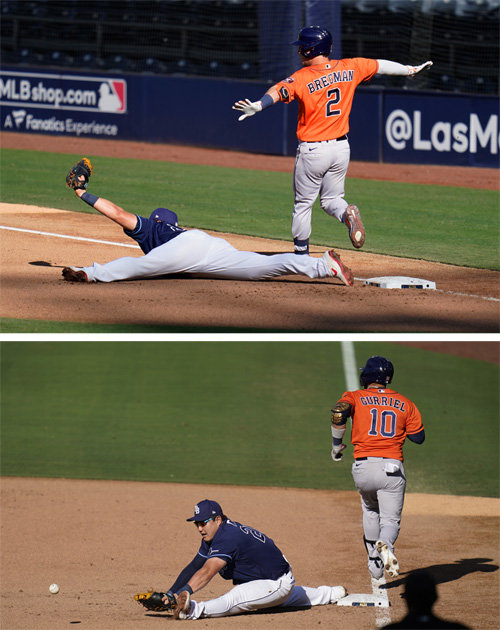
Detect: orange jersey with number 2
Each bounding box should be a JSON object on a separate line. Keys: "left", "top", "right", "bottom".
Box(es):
{"left": 338, "top": 387, "right": 424, "bottom": 461}
{"left": 273, "top": 58, "right": 378, "bottom": 141}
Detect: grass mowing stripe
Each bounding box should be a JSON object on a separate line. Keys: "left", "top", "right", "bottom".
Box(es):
{"left": 1, "top": 342, "right": 497, "bottom": 497}
{"left": 1, "top": 148, "right": 498, "bottom": 269}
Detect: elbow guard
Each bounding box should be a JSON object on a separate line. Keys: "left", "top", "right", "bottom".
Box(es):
{"left": 331, "top": 401, "right": 352, "bottom": 426}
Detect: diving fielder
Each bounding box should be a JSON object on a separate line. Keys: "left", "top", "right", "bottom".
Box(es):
{"left": 135, "top": 499, "right": 346, "bottom": 619}
{"left": 233, "top": 26, "right": 432, "bottom": 255}
{"left": 330, "top": 356, "right": 425, "bottom": 580}
{"left": 62, "top": 158, "right": 353, "bottom": 286}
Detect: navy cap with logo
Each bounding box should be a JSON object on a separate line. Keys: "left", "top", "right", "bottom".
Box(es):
{"left": 149, "top": 207, "right": 178, "bottom": 225}
{"left": 186, "top": 499, "right": 223, "bottom": 522}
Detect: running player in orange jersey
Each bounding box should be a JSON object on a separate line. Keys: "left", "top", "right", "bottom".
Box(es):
{"left": 330, "top": 356, "right": 425, "bottom": 582}
{"left": 233, "top": 26, "right": 432, "bottom": 255}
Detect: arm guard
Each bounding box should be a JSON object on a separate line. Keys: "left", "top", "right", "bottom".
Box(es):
{"left": 331, "top": 401, "right": 352, "bottom": 426}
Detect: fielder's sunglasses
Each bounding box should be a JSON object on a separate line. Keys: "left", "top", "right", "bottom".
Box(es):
{"left": 194, "top": 517, "right": 215, "bottom": 527}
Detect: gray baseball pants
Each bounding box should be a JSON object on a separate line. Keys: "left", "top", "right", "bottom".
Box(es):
{"left": 351, "top": 457, "right": 406, "bottom": 551}
{"left": 292, "top": 138, "right": 351, "bottom": 242}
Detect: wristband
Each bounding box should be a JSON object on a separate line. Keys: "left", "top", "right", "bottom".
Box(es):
{"left": 259, "top": 93, "right": 274, "bottom": 110}
{"left": 81, "top": 191, "right": 99, "bottom": 207}
{"left": 331, "top": 425, "right": 346, "bottom": 439}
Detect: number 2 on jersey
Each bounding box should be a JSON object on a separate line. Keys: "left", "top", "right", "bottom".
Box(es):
{"left": 326, "top": 87, "right": 341, "bottom": 117}
{"left": 368, "top": 408, "right": 396, "bottom": 437}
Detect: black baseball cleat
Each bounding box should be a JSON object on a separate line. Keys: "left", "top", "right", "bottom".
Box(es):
{"left": 62, "top": 267, "right": 89, "bottom": 282}
{"left": 344, "top": 204, "right": 365, "bottom": 249}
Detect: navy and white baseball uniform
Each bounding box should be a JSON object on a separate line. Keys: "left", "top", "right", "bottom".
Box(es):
{"left": 166, "top": 500, "right": 346, "bottom": 620}
{"left": 75, "top": 211, "right": 342, "bottom": 283}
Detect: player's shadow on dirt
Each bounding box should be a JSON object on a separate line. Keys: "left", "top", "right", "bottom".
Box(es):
{"left": 383, "top": 558, "right": 498, "bottom": 592}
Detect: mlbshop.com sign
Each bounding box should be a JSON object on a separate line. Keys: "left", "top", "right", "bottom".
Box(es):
{"left": 0, "top": 69, "right": 127, "bottom": 137}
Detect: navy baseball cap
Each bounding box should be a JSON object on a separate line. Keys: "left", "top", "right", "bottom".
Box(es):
{"left": 186, "top": 500, "right": 223, "bottom": 522}
{"left": 150, "top": 207, "right": 178, "bottom": 225}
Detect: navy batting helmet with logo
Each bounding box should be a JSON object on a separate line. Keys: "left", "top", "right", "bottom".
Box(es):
{"left": 291, "top": 26, "right": 333, "bottom": 59}
{"left": 360, "top": 356, "right": 394, "bottom": 388}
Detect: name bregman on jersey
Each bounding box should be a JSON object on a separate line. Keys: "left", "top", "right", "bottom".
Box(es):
{"left": 307, "top": 70, "right": 354, "bottom": 94}
{"left": 359, "top": 395, "right": 406, "bottom": 411}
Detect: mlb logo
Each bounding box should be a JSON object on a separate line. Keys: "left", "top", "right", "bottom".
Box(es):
{"left": 98, "top": 80, "right": 126, "bottom": 113}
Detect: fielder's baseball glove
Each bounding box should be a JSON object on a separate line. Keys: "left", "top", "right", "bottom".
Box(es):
{"left": 134, "top": 589, "right": 177, "bottom": 613}
{"left": 66, "top": 158, "right": 93, "bottom": 190}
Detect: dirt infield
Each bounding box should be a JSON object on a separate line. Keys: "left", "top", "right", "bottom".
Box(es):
{"left": 1, "top": 477, "right": 498, "bottom": 630}
{"left": 1, "top": 132, "right": 499, "bottom": 331}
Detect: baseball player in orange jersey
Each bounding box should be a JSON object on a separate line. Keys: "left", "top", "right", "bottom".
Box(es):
{"left": 233, "top": 26, "right": 433, "bottom": 255}
{"left": 330, "top": 356, "right": 425, "bottom": 581}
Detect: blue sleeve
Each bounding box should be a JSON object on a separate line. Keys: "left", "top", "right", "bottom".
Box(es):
{"left": 124, "top": 215, "right": 150, "bottom": 254}
{"left": 168, "top": 553, "right": 207, "bottom": 594}
{"left": 407, "top": 428, "right": 425, "bottom": 444}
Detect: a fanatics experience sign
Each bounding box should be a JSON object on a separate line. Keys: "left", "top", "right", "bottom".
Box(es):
{"left": 0, "top": 69, "right": 127, "bottom": 136}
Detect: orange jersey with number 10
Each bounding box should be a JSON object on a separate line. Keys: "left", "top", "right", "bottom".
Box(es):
{"left": 273, "top": 58, "right": 378, "bottom": 142}
{"left": 338, "top": 387, "right": 424, "bottom": 461}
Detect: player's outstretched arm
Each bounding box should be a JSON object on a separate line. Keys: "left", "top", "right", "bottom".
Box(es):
{"left": 232, "top": 87, "right": 279, "bottom": 121}
{"left": 376, "top": 59, "right": 433, "bottom": 77}
{"left": 74, "top": 188, "right": 138, "bottom": 230}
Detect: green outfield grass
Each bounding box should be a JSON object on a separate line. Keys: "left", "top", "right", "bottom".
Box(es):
{"left": 1, "top": 148, "right": 498, "bottom": 270}
{"left": 1, "top": 342, "right": 498, "bottom": 497}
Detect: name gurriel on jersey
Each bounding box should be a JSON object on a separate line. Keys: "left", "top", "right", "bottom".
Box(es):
{"left": 359, "top": 395, "right": 406, "bottom": 412}
{"left": 306, "top": 69, "right": 354, "bottom": 95}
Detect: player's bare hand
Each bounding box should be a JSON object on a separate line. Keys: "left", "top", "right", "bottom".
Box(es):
{"left": 232, "top": 98, "right": 262, "bottom": 121}
{"left": 407, "top": 61, "right": 433, "bottom": 76}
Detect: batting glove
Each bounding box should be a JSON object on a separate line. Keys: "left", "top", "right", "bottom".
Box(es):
{"left": 232, "top": 98, "right": 263, "bottom": 121}
{"left": 331, "top": 443, "right": 346, "bottom": 462}
{"left": 407, "top": 61, "right": 433, "bottom": 76}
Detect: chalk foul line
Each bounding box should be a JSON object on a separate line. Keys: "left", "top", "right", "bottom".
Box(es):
{"left": 0, "top": 225, "right": 140, "bottom": 249}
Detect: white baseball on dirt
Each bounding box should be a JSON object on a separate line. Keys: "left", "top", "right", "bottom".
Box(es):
{"left": 49, "top": 583, "right": 60, "bottom": 594}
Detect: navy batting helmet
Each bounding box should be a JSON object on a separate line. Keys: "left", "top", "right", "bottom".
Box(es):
{"left": 360, "top": 356, "right": 394, "bottom": 388}
{"left": 291, "top": 26, "right": 333, "bottom": 59}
